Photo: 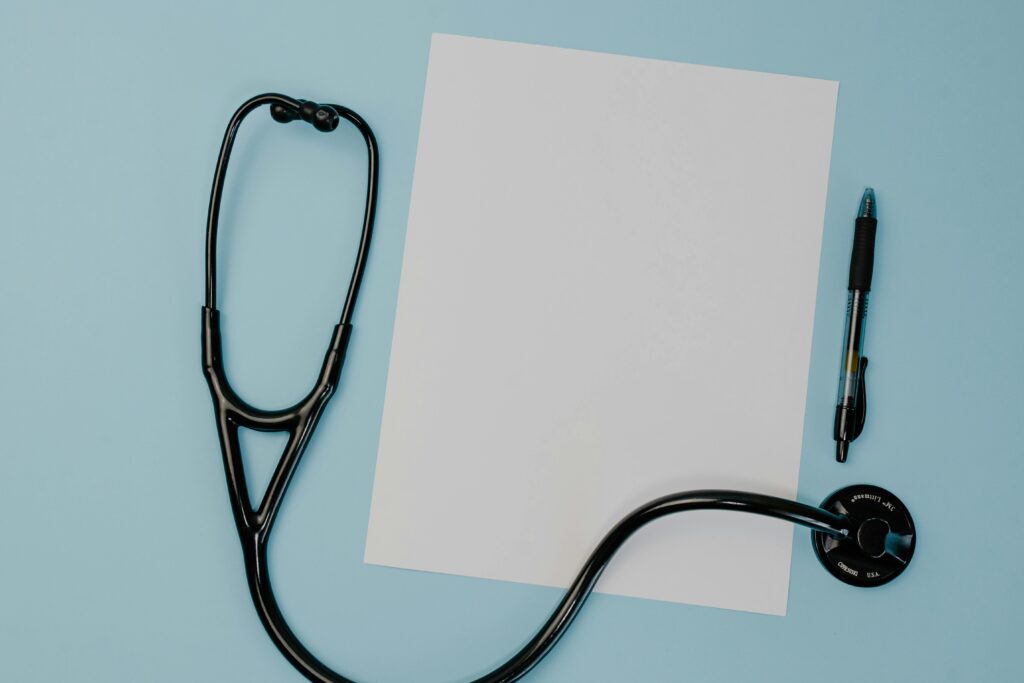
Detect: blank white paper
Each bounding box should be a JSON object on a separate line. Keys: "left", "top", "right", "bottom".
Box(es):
{"left": 365, "top": 34, "right": 838, "bottom": 616}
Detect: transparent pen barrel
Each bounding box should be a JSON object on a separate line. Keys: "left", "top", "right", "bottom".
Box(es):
{"left": 837, "top": 290, "right": 868, "bottom": 407}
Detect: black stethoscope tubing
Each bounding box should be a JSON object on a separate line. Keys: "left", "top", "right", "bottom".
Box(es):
{"left": 202, "top": 94, "right": 908, "bottom": 683}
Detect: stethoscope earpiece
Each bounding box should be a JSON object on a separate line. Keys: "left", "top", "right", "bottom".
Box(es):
{"left": 812, "top": 484, "right": 916, "bottom": 588}
{"left": 270, "top": 99, "right": 341, "bottom": 132}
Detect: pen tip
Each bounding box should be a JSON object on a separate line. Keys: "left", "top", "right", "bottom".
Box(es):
{"left": 836, "top": 441, "right": 849, "bottom": 463}
{"left": 859, "top": 187, "right": 876, "bottom": 219}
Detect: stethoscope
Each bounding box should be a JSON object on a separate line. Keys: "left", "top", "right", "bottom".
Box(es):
{"left": 202, "top": 94, "right": 918, "bottom": 683}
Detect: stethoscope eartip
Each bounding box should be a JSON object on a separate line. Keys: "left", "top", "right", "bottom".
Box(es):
{"left": 270, "top": 99, "right": 340, "bottom": 132}
{"left": 812, "top": 484, "right": 916, "bottom": 587}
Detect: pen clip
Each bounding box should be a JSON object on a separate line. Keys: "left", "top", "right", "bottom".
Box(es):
{"left": 851, "top": 356, "right": 868, "bottom": 441}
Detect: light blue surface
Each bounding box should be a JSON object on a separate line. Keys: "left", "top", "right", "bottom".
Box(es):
{"left": 2, "top": 1, "right": 1022, "bottom": 680}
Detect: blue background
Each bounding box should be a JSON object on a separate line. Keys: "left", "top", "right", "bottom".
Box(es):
{"left": 2, "top": 1, "right": 1022, "bottom": 681}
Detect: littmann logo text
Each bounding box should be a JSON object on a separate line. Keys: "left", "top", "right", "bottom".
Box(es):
{"left": 851, "top": 492, "right": 896, "bottom": 512}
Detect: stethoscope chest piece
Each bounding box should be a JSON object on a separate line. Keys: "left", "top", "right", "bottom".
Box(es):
{"left": 812, "top": 484, "right": 916, "bottom": 587}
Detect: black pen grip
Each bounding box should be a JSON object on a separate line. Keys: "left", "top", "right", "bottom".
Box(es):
{"left": 848, "top": 216, "right": 877, "bottom": 291}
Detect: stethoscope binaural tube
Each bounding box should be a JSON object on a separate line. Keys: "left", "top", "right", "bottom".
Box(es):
{"left": 202, "top": 95, "right": 916, "bottom": 683}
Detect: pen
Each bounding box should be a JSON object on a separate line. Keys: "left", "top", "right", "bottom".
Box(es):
{"left": 834, "top": 188, "right": 877, "bottom": 463}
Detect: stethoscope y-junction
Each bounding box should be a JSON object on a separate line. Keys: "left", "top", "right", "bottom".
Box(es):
{"left": 202, "top": 94, "right": 917, "bottom": 683}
